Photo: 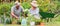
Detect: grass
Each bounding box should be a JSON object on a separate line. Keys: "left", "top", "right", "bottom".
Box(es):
{"left": 0, "top": 15, "right": 60, "bottom": 26}
{"left": 0, "top": 24, "right": 21, "bottom": 26}
{"left": 45, "top": 15, "right": 60, "bottom": 26}
{"left": 45, "top": 21, "right": 60, "bottom": 26}
{"left": 0, "top": 21, "right": 60, "bottom": 26}
{"left": 0, "top": 14, "right": 60, "bottom": 26}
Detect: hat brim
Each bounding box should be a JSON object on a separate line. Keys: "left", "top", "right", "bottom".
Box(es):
{"left": 31, "top": 3, "right": 38, "bottom": 7}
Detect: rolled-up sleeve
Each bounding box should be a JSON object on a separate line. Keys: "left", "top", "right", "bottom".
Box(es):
{"left": 11, "top": 7, "right": 14, "bottom": 12}
{"left": 20, "top": 6, "right": 24, "bottom": 13}
{"left": 35, "top": 8, "right": 39, "bottom": 14}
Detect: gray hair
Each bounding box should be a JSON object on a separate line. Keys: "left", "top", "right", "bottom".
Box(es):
{"left": 14, "top": 1, "right": 20, "bottom": 5}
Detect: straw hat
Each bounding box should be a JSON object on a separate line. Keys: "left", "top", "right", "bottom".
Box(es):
{"left": 31, "top": 0, "right": 38, "bottom": 7}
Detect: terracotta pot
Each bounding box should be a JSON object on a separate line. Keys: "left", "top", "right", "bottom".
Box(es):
{"left": 12, "top": 21, "right": 17, "bottom": 24}
{"left": 40, "top": 22, "right": 44, "bottom": 26}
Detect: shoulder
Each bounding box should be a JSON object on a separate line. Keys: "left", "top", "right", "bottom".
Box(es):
{"left": 36, "top": 7, "right": 39, "bottom": 10}
{"left": 28, "top": 8, "right": 31, "bottom": 12}
{"left": 36, "top": 7, "right": 39, "bottom": 11}
{"left": 11, "top": 6, "right": 15, "bottom": 10}
{"left": 20, "top": 6, "right": 23, "bottom": 8}
{"left": 19, "top": 6, "right": 24, "bottom": 10}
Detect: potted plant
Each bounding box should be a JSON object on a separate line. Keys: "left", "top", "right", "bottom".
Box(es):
{"left": 40, "top": 19, "right": 45, "bottom": 26}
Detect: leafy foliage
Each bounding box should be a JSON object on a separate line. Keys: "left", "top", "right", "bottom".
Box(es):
{"left": 22, "top": 2, "right": 31, "bottom": 9}
{"left": 0, "top": 0, "right": 60, "bottom": 24}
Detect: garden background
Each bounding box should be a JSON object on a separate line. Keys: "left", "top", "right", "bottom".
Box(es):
{"left": 0, "top": 0, "right": 60, "bottom": 26}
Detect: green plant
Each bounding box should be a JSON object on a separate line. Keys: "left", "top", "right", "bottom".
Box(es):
{"left": 22, "top": 2, "right": 31, "bottom": 9}
{"left": 0, "top": 2, "right": 14, "bottom": 24}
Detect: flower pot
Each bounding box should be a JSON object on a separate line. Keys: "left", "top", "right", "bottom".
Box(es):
{"left": 12, "top": 20, "right": 17, "bottom": 24}
{"left": 35, "top": 22, "right": 40, "bottom": 25}
{"left": 40, "top": 22, "right": 44, "bottom": 26}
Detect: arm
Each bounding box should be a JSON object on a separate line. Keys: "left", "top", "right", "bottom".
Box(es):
{"left": 11, "top": 12, "right": 18, "bottom": 19}
{"left": 11, "top": 7, "right": 18, "bottom": 19}
{"left": 20, "top": 6, "right": 25, "bottom": 17}
{"left": 36, "top": 8, "right": 39, "bottom": 14}
{"left": 34, "top": 8, "right": 39, "bottom": 15}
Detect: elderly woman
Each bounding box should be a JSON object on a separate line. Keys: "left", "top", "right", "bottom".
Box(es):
{"left": 29, "top": 0, "right": 41, "bottom": 26}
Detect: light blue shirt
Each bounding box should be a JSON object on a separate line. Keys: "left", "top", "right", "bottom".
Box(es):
{"left": 29, "top": 8, "right": 39, "bottom": 15}
{"left": 29, "top": 7, "right": 41, "bottom": 19}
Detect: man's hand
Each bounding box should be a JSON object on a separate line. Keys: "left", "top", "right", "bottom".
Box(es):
{"left": 11, "top": 12, "right": 19, "bottom": 20}
{"left": 15, "top": 17, "right": 18, "bottom": 19}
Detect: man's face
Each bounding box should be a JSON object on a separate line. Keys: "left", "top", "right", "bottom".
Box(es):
{"left": 32, "top": 6, "right": 36, "bottom": 8}
{"left": 16, "top": 5, "right": 19, "bottom": 9}
{"left": 32, "top": 6, "right": 36, "bottom": 10}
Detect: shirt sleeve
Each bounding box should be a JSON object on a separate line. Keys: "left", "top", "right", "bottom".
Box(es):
{"left": 35, "top": 8, "right": 39, "bottom": 14}
{"left": 20, "top": 6, "right": 24, "bottom": 12}
{"left": 11, "top": 7, "right": 14, "bottom": 12}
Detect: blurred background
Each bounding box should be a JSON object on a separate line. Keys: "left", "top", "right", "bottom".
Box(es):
{"left": 0, "top": 0, "right": 60, "bottom": 26}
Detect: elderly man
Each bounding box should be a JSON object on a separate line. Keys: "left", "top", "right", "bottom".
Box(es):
{"left": 11, "top": 2, "right": 23, "bottom": 24}
{"left": 29, "top": 0, "right": 41, "bottom": 19}
{"left": 29, "top": 0, "right": 41, "bottom": 26}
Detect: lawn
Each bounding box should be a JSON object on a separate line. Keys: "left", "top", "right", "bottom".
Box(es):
{"left": 45, "top": 21, "right": 60, "bottom": 26}
{"left": 0, "top": 15, "right": 60, "bottom": 26}
{"left": 0, "top": 21, "right": 60, "bottom": 26}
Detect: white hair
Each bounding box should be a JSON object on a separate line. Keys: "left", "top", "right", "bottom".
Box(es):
{"left": 15, "top": 1, "right": 20, "bottom": 5}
